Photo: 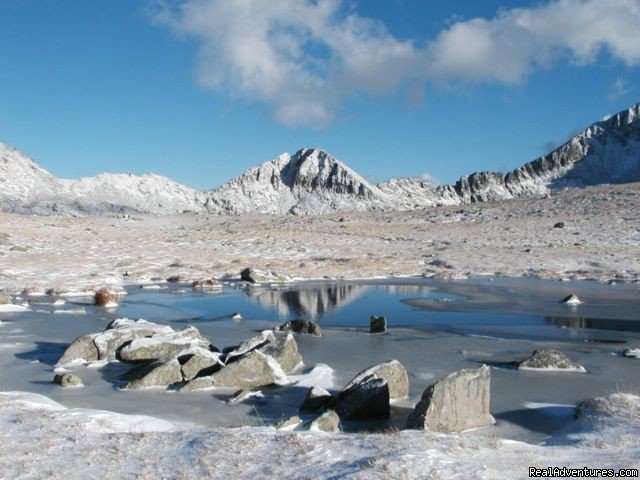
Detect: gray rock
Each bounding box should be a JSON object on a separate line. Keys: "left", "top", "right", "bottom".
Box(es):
{"left": 309, "top": 410, "right": 340, "bottom": 433}
{"left": 334, "top": 375, "right": 390, "bottom": 420}
{"left": 406, "top": 365, "right": 494, "bottom": 433}
{"left": 56, "top": 334, "right": 100, "bottom": 366}
{"left": 117, "top": 326, "right": 211, "bottom": 363}
{"left": 241, "top": 267, "right": 291, "bottom": 284}
{"left": 258, "top": 334, "right": 302, "bottom": 373}
{"left": 277, "top": 319, "right": 322, "bottom": 337}
{"left": 226, "top": 330, "right": 276, "bottom": 362}
{"left": 275, "top": 415, "right": 302, "bottom": 430}
{"left": 342, "top": 360, "right": 409, "bottom": 400}
{"left": 180, "top": 348, "right": 224, "bottom": 381}
{"left": 53, "top": 373, "right": 83, "bottom": 387}
{"left": 93, "top": 319, "right": 175, "bottom": 362}
{"left": 125, "top": 356, "right": 184, "bottom": 390}
{"left": 561, "top": 294, "right": 582, "bottom": 305}
{"left": 518, "top": 349, "right": 587, "bottom": 372}
{"left": 300, "top": 386, "right": 333, "bottom": 412}
{"left": 553, "top": 222, "right": 565, "bottom": 228}
{"left": 182, "top": 351, "right": 285, "bottom": 391}
{"left": 370, "top": 315, "right": 387, "bottom": 334}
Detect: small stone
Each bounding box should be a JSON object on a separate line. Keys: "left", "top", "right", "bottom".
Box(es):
{"left": 622, "top": 348, "right": 640, "bottom": 359}
{"left": 192, "top": 278, "right": 222, "bottom": 290}
{"left": 94, "top": 288, "right": 117, "bottom": 306}
{"left": 309, "top": 410, "right": 340, "bottom": 433}
{"left": 53, "top": 373, "right": 83, "bottom": 387}
{"left": 370, "top": 315, "right": 387, "bottom": 334}
{"left": 561, "top": 294, "right": 582, "bottom": 305}
{"left": 240, "top": 267, "right": 291, "bottom": 284}
{"left": 553, "top": 222, "right": 565, "bottom": 228}
{"left": 277, "top": 319, "right": 322, "bottom": 337}
{"left": 166, "top": 275, "right": 182, "bottom": 283}
{"left": 275, "top": 416, "right": 302, "bottom": 430}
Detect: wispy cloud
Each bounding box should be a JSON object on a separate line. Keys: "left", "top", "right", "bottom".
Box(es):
{"left": 608, "top": 77, "right": 631, "bottom": 101}
{"left": 150, "top": 0, "right": 640, "bottom": 127}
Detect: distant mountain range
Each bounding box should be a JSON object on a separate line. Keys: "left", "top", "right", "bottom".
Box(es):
{"left": 1, "top": 103, "right": 639, "bottom": 216}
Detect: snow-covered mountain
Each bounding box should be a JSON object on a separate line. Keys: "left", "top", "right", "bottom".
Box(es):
{"left": 1, "top": 103, "right": 639, "bottom": 216}
{"left": 204, "top": 148, "right": 393, "bottom": 215}
{"left": 0, "top": 142, "right": 203, "bottom": 215}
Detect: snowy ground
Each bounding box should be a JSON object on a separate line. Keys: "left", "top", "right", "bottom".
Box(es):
{"left": 1, "top": 182, "right": 640, "bottom": 478}
{"left": 0, "top": 391, "right": 638, "bottom": 479}
{"left": 1, "top": 182, "right": 639, "bottom": 295}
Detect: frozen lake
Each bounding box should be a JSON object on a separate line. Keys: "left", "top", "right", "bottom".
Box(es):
{"left": 1, "top": 277, "right": 639, "bottom": 444}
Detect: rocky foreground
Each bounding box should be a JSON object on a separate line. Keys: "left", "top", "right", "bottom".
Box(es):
{"left": 1, "top": 182, "right": 639, "bottom": 294}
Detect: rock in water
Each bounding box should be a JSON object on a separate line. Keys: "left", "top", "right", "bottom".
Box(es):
{"left": 300, "top": 386, "right": 333, "bottom": 412}
{"left": 181, "top": 351, "right": 285, "bottom": 391}
{"left": 406, "top": 365, "right": 494, "bottom": 432}
{"left": 124, "top": 356, "right": 184, "bottom": 390}
{"left": 277, "top": 319, "right": 322, "bottom": 337}
{"left": 341, "top": 360, "right": 409, "bottom": 400}
{"left": 370, "top": 315, "right": 387, "bottom": 334}
{"left": 309, "top": 410, "right": 340, "bottom": 433}
{"left": 117, "top": 326, "right": 211, "bottom": 363}
{"left": 225, "top": 330, "right": 276, "bottom": 363}
{"left": 240, "top": 267, "right": 291, "bottom": 284}
{"left": 334, "top": 375, "right": 390, "bottom": 420}
{"left": 94, "top": 288, "right": 118, "bottom": 306}
{"left": 518, "top": 349, "right": 587, "bottom": 373}
{"left": 561, "top": 294, "right": 582, "bottom": 305}
{"left": 53, "top": 373, "right": 83, "bottom": 388}
{"left": 622, "top": 348, "right": 640, "bottom": 359}
{"left": 258, "top": 334, "right": 302, "bottom": 373}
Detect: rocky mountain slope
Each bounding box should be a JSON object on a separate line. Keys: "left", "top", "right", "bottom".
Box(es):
{"left": 0, "top": 143, "right": 204, "bottom": 215}
{"left": 1, "top": 103, "right": 638, "bottom": 215}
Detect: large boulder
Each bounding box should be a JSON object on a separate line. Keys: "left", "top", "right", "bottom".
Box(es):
{"left": 406, "top": 365, "right": 494, "bottom": 433}
{"left": 342, "top": 360, "right": 409, "bottom": 400}
{"left": 334, "top": 375, "right": 390, "bottom": 420}
{"left": 300, "top": 386, "right": 333, "bottom": 412}
{"left": 241, "top": 267, "right": 291, "bottom": 284}
{"left": 225, "top": 330, "right": 276, "bottom": 362}
{"left": 277, "top": 319, "right": 322, "bottom": 337}
{"left": 180, "top": 347, "right": 224, "bottom": 381}
{"left": 118, "top": 326, "right": 211, "bottom": 363}
{"left": 56, "top": 333, "right": 100, "bottom": 366}
{"left": 258, "top": 334, "right": 302, "bottom": 373}
{"left": 181, "top": 351, "right": 286, "bottom": 391}
{"left": 518, "top": 349, "right": 587, "bottom": 373}
{"left": 56, "top": 318, "right": 176, "bottom": 366}
{"left": 309, "top": 410, "right": 340, "bottom": 433}
{"left": 124, "top": 356, "right": 184, "bottom": 390}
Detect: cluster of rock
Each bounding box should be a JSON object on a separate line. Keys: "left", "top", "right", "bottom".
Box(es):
{"left": 55, "top": 318, "right": 306, "bottom": 391}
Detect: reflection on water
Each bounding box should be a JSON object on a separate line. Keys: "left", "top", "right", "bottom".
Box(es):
{"left": 547, "top": 316, "right": 640, "bottom": 333}
{"left": 244, "top": 284, "right": 446, "bottom": 320}
{"left": 245, "top": 284, "right": 369, "bottom": 319}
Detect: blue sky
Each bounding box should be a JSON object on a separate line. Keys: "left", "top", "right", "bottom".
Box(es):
{"left": 0, "top": 0, "right": 638, "bottom": 189}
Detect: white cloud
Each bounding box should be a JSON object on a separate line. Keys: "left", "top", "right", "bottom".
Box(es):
{"left": 151, "top": 0, "right": 640, "bottom": 127}
{"left": 608, "top": 77, "right": 631, "bottom": 101}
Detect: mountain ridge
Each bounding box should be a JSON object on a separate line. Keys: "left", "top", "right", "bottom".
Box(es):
{"left": 1, "top": 102, "right": 639, "bottom": 216}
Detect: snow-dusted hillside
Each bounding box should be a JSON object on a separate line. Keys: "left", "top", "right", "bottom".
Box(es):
{"left": 2, "top": 102, "right": 639, "bottom": 216}
{"left": 204, "top": 148, "right": 394, "bottom": 214}
{"left": 0, "top": 143, "right": 204, "bottom": 215}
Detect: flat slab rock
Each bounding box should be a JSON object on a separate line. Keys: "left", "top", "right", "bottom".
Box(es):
{"left": 406, "top": 365, "right": 494, "bottom": 433}
{"left": 118, "top": 326, "right": 211, "bottom": 363}
{"left": 518, "top": 349, "right": 587, "bottom": 373}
